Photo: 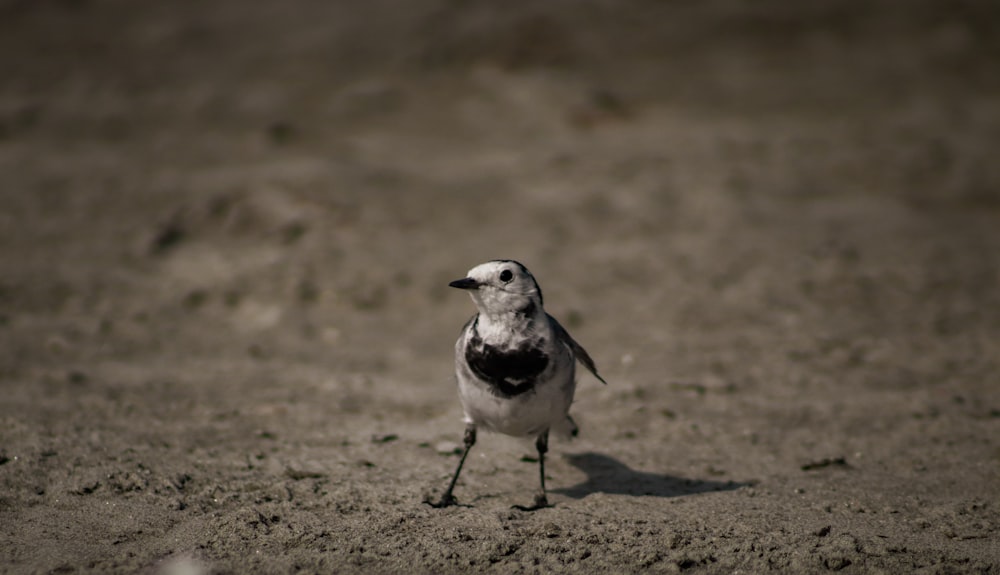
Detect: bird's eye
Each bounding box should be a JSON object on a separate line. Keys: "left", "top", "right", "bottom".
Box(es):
{"left": 499, "top": 269, "right": 513, "bottom": 283}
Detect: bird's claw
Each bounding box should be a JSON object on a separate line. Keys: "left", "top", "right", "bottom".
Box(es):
{"left": 425, "top": 493, "right": 459, "bottom": 509}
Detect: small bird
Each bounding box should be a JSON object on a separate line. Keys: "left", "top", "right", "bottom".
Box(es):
{"left": 428, "top": 260, "right": 606, "bottom": 510}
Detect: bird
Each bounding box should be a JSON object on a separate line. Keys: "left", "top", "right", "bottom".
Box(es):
{"left": 427, "top": 259, "right": 607, "bottom": 510}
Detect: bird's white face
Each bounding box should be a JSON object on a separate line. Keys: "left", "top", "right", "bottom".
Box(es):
{"left": 457, "top": 260, "right": 543, "bottom": 317}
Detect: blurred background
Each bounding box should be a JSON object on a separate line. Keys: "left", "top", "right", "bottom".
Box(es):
{"left": 3, "top": 0, "right": 998, "bottom": 380}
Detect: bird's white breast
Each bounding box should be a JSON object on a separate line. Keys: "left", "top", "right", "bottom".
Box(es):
{"left": 455, "top": 325, "right": 576, "bottom": 437}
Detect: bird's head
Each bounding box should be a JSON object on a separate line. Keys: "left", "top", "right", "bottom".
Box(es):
{"left": 450, "top": 260, "right": 543, "bottom": 318}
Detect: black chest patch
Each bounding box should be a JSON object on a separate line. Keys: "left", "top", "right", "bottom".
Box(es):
{"left": 466, "top": 322, "right": 548, "bottom": 398}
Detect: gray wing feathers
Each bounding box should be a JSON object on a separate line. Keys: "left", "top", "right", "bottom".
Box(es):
{"left": 548, "top": 314, "right": 608, "bottom": 385}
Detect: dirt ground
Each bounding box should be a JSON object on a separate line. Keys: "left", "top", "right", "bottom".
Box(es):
{"left": 2, "top": 0, "right": 999, "bottom": 573}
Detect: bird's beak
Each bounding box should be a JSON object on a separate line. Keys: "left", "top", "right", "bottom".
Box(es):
{"left": 449, "top": 277, "right": 480, "bottom": 290}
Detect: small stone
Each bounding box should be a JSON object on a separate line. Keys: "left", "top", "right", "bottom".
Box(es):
{"left": 435, "top": 441, "right": 461, "bottom": 455}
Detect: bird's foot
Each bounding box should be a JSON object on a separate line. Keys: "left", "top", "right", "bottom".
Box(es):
{"left": 424, "top": 493, "right": 460, "bottom": 509}
{"left": 512, "top": 493, "right": 550, "bottom": 512}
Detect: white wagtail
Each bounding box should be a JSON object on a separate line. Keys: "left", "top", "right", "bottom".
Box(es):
{"left": 427, "top": 260, "right": 606, "bottom": 510}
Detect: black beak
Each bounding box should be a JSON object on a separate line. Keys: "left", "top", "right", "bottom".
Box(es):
{"left": 449, "top": 277, "right": 480, "bottom": 290}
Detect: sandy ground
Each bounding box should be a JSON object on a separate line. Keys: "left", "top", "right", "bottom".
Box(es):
{"left": 2, "top": 0, "right": 999, "bottom": 573}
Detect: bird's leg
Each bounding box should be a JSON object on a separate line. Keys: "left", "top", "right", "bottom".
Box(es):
{"left": 427, "top": 423, "right": 476, "bottom": 508}
{"left": 514, "top": 430, "right": 551, "bottom": 511}
{"left": 535, "top": 430, "right": 550, "bottom": 507}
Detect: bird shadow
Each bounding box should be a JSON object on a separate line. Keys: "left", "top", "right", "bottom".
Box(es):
{"left": 552, "top": 452, "right": 752, "bottom": 499}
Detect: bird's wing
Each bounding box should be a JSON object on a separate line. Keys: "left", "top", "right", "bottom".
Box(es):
{"left": 548, "top": 314, "right": 607, "bottom": 385}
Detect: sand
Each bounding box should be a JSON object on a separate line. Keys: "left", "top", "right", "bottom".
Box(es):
{"left": 1, "top": 1, "right": 998, "bottom": 573}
